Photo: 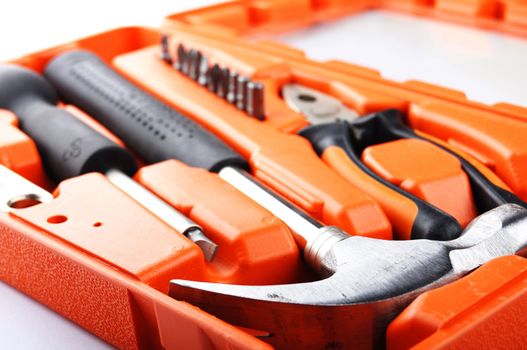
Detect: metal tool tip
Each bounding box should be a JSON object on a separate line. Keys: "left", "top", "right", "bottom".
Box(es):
{"left": 198, "top": 55, "right": 209, "bottom": 86}
{"left": 160, "top": 33, "right": 173, "bottom": 64}
{"left": 186, "top": 227, "right": 219, "bottom": 261}
{"left": 174, "top": 43, "right": 186, "bottom": 71}
{"left": 217, "top": 67, "right": 230, "bottom": 99}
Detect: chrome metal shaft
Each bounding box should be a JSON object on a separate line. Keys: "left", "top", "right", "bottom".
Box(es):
{"left": 218, "top": 167, "right": 332, "bottom": 250}
{"left": 105, "top": 169, "right": 218, "bottom": 261}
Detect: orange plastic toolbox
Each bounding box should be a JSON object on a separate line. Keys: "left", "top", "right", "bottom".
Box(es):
{"left": 2, "top": 1, "right": 527, "bottom": 349}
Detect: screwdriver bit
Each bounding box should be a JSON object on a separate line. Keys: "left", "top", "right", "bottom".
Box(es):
{"left": 217, "top": 67, "right": 230, "bottom": 99}
{"left": 246, "top": 81, "right": 265, "bottom": 120}
{"left": 189, "top": 50, "right": 202, "bottom": 81}
{"left": 198, "top": 55, "right": 209, "bottom": 86}
{"left": 208, "top": 64, "right": 222, "bottom": 93}
{"left": 182, "top": 49, "right": 194, "bottom": 76}
{"left": 175, "top": 44, "right": 186, "bottom": 71}
{"left": 165, "top": 43, "right": 263, "bottom": 121}
{"left": 161, "top": 34, "right": 172, "bottom": 65}
{"left": 226, "top": 71, "right": 238, "bottom": 104}
{"left": 236, "top": 76, "right": 249, "bottom": 111}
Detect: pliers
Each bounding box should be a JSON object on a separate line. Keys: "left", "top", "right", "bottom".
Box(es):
{"left": 283, "top": 84, "right": 527, "bottom": 240}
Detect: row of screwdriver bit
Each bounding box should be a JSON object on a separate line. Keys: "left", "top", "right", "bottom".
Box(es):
{"left": 161, "top": 34, "right": 265, "bottom": 121}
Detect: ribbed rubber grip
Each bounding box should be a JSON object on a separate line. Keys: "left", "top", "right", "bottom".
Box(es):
{"left": 44, "top": 50, "right": 249, "bottom": 173}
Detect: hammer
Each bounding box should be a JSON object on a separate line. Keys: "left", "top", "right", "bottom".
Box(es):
{"left": 169, "top": 203, "right": 527, "bottom": 349}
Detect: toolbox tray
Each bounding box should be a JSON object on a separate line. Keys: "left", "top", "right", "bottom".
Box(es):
{"left": 2, "top": 1, "right": 527, "bottom": 349}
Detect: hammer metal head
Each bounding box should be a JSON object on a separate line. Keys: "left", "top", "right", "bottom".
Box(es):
{"left": 170, "top": 204, "right": 527, "bottom": 349}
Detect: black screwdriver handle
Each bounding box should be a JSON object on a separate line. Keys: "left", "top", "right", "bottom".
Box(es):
{"left": 0, "top": 64, "right": 137, "bottom": 181}
{"left": 44, "top": 50, "right": 249, "bottom": 173}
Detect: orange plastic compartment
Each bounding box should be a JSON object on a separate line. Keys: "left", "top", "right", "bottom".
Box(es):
{"left": 50, "top": 105, "right": 305, "bottom": 286}
{"left": 0, "top": 209, "right": 268, "bottom": 350}
{"left": 135, "top": 159, "right": 306, "bottom": 285}
{"left": 408, "top": 102, "right": 527, "bottom": 200}
{"left": 3, "top": 100, "right": 304, "bottom": 287}
{"left": 387, "top": 255, "right": 527, "bottom": 349}
{"left": 164, "top": 0, "right": 527, "bottom": 38}
{"left": 0, "top": 109, "right": 48, "bottom": 188}
{"left": 0, "top": 148, "right": 299, "bottom": 348}
{"left": 12, "top": 173, "right": 206, "bottom": 292}
{"left": 362, "top": 138, "right": 477, "bottom": 227}
{"left": 158, "top": 3, "right": 527, "bottom": 348}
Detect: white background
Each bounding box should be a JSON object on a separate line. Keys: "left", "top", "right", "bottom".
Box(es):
{"left": 1, "top": 1, "right": 526, "bottom": 349}
{"left": 276, "top": 11, "right": 527, "bottom": 106}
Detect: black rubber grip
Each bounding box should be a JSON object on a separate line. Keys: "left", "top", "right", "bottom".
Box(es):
{"left": 352, "top": 110, "right": 527, "bottom": 212}
{"left": 300, "top": 119, "right": 461, "bottom": 241}
{"left": 301, "top": 109, "right": 527, "bottom": 239}
{"left": 44, "top": 50, "right": 249, "bottom": 173}
{"left": 0, "top": 64, "right": 137, "bottom": 181}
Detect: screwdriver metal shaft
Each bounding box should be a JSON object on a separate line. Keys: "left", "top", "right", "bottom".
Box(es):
{"left": 218, "top": 167, "right": 322, "bottom": 250}
{"left": 106, "top": 169, "right": 217, "bottom": 260}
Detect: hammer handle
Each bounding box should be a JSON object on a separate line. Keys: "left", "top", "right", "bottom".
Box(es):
{"left": 44, "top": 50, "right": 249, "bottom": 173}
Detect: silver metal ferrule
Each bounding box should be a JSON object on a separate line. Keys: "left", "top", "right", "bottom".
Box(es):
{"left": 303, "top": 226, "right": 349, "bottom": 273}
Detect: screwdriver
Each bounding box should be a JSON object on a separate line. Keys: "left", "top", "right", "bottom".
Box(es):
{"left": 43, "top": 49, "right": 347, "bottom": 249}
{"left": 0, "top": 64, "right": 218, "bottom": 261}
